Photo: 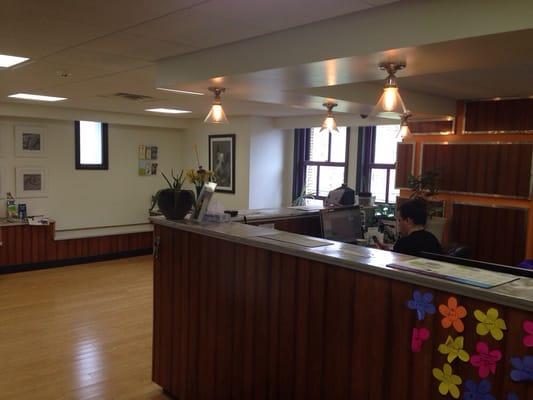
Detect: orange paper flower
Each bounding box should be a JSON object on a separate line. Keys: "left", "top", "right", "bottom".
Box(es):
{"left": 439, "top": 296, "right": 467, "bottom": 333}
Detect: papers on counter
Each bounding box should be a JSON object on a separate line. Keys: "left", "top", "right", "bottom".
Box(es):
{"left": 258, "top": 232, "right": 333, "bottom": 248}
{"left": 387, "top": 258, "right": 519, "bottom": 288}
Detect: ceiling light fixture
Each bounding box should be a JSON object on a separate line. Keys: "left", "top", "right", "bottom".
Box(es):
{"left": 145, "top": 108, "right": 191, "bottom": 114}
{"left": 204, "top": 87, "right": 228, "bottom": 124}
{"left": 156, "top": 87, "right": 204, "bottom": 96}
{"left": 0, "top": 54, "right": 29, "bottom": 68}
{"left": 320, "top": 102, "right": 339, "bottom": 133}
{"left": 398, "top": 112, "right": 411, "bottom": 138}
{"left": 8, "top": 93, "right": 66, "bottom": 102}
{"left": 373, "top": 62, "right": 407, "bottom": 118}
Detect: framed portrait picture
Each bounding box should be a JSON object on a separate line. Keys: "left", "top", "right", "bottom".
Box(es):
{"left": 15, "top": 125, "right": 47, "bottom": 157}
{"left": 15, "top": 167, "right": 48, "bottom": 198}
{"left": 209, "top": 134, "right": 235, "bottom": 193}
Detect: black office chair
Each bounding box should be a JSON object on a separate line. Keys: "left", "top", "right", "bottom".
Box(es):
{"left": 446, "top": 243, "right": 471, "bottom": 259}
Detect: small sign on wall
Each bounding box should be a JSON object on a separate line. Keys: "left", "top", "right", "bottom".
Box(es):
{"left": 138, "top": 145, "right": 158, "bottom": 176}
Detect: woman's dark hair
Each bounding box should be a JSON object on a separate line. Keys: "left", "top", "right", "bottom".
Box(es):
{"left": 398, "top": 198, "right": 428, "bottom": 226}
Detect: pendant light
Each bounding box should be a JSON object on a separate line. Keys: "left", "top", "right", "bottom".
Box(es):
{"left": 373, "top": 62, "right": 407, "bottom": 118}
{"left": 398, "top": 112, "right": 411, "bottom": 139}
{"left": 320, "top": 102, "right": 339, "bottom": 133}
{"left": 204, "top": 87, "right": 228, "bottom": 124}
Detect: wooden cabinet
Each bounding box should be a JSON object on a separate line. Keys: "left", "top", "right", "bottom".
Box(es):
{"left": 464, "top": 99, "right": 533, "bottom": 133}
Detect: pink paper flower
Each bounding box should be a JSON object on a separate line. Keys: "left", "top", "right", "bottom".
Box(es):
{"left": 411, "top": 327, "right": 430, "bottom": 352}
{"left": 523, "top": 320, "right": 533, "bottom": 347}
{"left": 470, "top": 342, "right": 502, "bottom": 378}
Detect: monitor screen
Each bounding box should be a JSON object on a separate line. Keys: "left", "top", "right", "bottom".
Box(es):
{"left": 320, "top": 206, "right": 362, "bottom": 243}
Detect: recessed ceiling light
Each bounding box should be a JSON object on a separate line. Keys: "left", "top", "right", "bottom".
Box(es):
{"left": 8, "top": 93, "right": 66, "bottom": 102}
{"left": 145, "top": 108, "right": 191, "bottom": 114}
{"left": 156, "top": 87, "right": 204, "bottom": 96}
{"left": 0, "top": 54, "right": 29, "bottom": 68}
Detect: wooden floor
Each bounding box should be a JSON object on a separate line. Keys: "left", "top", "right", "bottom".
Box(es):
{"left": 0, "top": 255, "right": 171, "bottom": 400}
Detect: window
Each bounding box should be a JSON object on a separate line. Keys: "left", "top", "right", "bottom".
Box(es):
{"left": 75, "top": 120, "right": 108, "bottom": 170}
{"left": 357, "top": 125, "right": 401, "bottom": 204}
{"left": 293, "top": 127, "right": 350, "bottom": 202}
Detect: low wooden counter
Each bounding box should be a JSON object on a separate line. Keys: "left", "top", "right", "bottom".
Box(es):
{"left": 151, "top": 217, "right": 532, "bottom": 400}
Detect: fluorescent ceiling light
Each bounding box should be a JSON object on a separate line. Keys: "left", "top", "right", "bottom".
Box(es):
{"left": 0, "top": 54, "right": 29, "bottom": 68}
{"left": 145, "top": 108, "right": 191, "bottom": 114}
{"left": 156, "top": 87, "right": 204, "bottom": 96}
{"left": 8, "top": 93, "right": 66, "bottom": 102}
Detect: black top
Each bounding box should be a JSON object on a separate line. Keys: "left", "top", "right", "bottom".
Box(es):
{"left": 393, "top": 229, "right": 442, "bottom": 257}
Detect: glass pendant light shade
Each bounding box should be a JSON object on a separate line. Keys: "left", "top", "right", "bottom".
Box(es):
{"left": 373, "top": 62, "right": 407, "bottom": 118}
{"left": 320, "top": 102, "right": 339, "bottom": 133}
{"left": 204, "top": 87, "right": 229, "bottom": 124}
{"left": 398, "top": 112, "right": 411, "bottom": 139}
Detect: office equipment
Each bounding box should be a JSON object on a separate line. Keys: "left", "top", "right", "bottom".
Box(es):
{"left": 320, "top": 205, "right": 362, "bottom": 243}
{"left": 324, "top": 184, "right": 354, "bottom": 207}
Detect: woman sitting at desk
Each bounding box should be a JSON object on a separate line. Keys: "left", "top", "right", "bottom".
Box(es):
{"left": 376, "top": 198, "right": 442, "bottom": 257}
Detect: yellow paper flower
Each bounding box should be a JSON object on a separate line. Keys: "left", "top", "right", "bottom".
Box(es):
{"left": 474, "top": 308, "right": 507, "bottom": 340}
{"left": 438, "top": 336, "right": 470, "bottom": 363}
{"left": 432, "top": 363, "right": 462, "bottom": 399}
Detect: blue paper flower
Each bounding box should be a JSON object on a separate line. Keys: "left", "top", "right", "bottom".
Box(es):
{"left": 407, "top": 290, "right": 436, "bottom": 321}
{"left": 510, "top": 356, "right": 533, "bottom": 382}
{"left": 507, "top": 393, "right": 519, "bottom": 400}
{"left": 463, "top": 379, "right": 495, "bottom": 400}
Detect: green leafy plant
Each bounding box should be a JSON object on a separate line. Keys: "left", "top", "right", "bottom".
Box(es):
{"left": 407, "top": 170, "right": 443, "bottom": 217}
{"left": 161, "top": 169, "right": 185, "bottom": 191}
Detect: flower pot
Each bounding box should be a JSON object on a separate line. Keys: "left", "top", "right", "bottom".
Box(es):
{"left": 157, "top": 188, "right": 195, "bottom": 220}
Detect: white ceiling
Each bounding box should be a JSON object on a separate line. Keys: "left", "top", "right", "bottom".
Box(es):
{"left": 1, "top": 0, "right": 532, "bottom": 122}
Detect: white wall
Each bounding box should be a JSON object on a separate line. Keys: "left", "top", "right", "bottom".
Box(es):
{"left": 248, "top": 117, "right": 285, "bottom": 209}
{"left": 0, "top": 117, "right": 182, "bottom": 232}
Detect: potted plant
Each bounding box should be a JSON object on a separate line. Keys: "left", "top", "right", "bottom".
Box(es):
{"left": 185, "top": 166, "right": 215, "bottom": 198}
{"left": 407, "top": 170, "right": 446, "bottom": 242}
{"left": 156, "top": 169, "right": 195, "bottom": 220}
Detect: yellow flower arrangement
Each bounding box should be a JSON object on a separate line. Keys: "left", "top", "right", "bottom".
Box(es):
{"left": 185, "top": 167, "right": 215, "bottom": 186}
{"left": 474, "top": 308, "right": 507, "bottom": 340}
{"left": 432, "top": 363, "right": 462, "bottom": 399}
{"left": 438, "top": 336, "right": 470, "bottom": 363}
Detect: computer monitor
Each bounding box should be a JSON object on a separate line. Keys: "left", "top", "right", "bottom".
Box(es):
{"left": 320, "top": 206, "right": 362, "bottom": 244}
{"left": 420, "top": 252, "right": 533, "bottom": 278}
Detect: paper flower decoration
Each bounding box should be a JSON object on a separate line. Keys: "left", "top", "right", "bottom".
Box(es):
{"left": 437, "top": 335, "right": 470, "bottom": 363}
{"left": 474, "top": 308, "right": 507, "bottom": 340}
{"left": 470, "top": 342, "right": 502, "bottom": 378}
{"left": 432, "top": 363, "right": 462, "bottom": 399}
{"left": 523, "top": 320, "right": 533, "bottom": 347}
{"left": 411, "top": 327, "right": 430, "bottom": 353}
{"left": 463, "top": 379, "right": 495, "bottom": 400}
{"left": 439, "top": 296, "right": 467, "bottom": 332}
{"left": 407, "top": 290, "right": 436, "bottom": 321}
{"left": 510, "top": 356, "right": 533, "bottom": 382}
{"left": 507, "top": 393, "right": 519, "bottom": 400}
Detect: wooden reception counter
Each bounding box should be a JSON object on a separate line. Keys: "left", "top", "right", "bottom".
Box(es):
{"left": 151, "top": 216, "right": 532, "bottom": 400}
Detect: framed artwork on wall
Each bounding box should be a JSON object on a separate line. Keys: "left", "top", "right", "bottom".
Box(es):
{"left": 209, "top": 134, "right": 235, "bottom": 193}
{"left": 15, "top": 125, "right": 47, "bottom": 157}
{"left": 15, "top": 167, "right": 48, "bottom": 198}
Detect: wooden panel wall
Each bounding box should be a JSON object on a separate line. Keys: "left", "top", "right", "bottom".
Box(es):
{"left": 464, "top": 99, "right": 533, "bottom": 133}
{"left": 153, "top": 226, "right": 533, "bottom": 400}
{"left": 0, "top": 223, "right": 153, "bottom": 267}
{"left": 248, "top": 215, "right": 322, "bottom": 238}
{"left": 408, "top": 119, "right": 454, "bottom": 135}
{"left": 450, "top": 203, "right": 528, "bottom": 266}
{"left": 395, "top": 143, "right": 415, "bottom": 188}
{"left": 421, "top": 143, "right": 532, "bottom": 198}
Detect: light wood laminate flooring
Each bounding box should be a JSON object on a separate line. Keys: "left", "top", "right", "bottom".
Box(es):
{"left": 0, "top": 256, "right": 170, "bottom": 400}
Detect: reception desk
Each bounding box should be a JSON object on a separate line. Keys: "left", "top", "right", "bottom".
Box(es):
{"left": 151, "top": 216, "right": 532, "bottom": 400}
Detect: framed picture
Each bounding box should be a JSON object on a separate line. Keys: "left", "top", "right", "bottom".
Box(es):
{"left": 209, "top": 134, "right": 235, "bottom": 193}
{"left": 15, "top": 167, "right": 48, "bottom": 198}
{"left": 15, "top": 125, "right": 47, "bottom": 157}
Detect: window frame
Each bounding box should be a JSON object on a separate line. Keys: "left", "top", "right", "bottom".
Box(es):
{"left": 293, "top": 127, "right": 350, "bottom": 201}
{"left": 75, "top": 120, "right": 109, "bottom": 170}
{"left": 356, "top": 125, "right": 399, "bottom": 204}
